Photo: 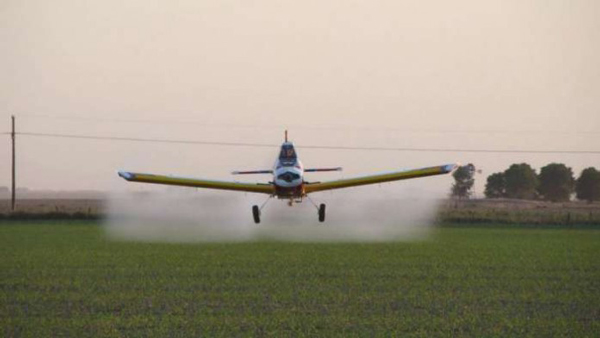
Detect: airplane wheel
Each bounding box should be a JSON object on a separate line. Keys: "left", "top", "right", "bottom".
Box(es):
{"left": 318, "top": 203, "right": 326, "bottom": 222}
{"left": 252, "top": 205, "right": 261, "bottom": 224}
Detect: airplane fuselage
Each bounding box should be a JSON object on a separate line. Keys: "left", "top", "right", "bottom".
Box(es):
{"left": 272, "top": 142, "right": 305, "bottom": 200}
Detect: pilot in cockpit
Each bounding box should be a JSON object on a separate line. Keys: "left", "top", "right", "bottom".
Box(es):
{"left": 280, "top": 145, "right": 296, "bottom": 159}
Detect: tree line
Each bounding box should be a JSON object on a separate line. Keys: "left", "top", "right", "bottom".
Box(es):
{"left": 451, "top": 163, "right": 600, "bottom": 202}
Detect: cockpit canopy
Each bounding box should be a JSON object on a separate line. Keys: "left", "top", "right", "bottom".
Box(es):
{"left": 279, "top": 143, "right": 297, "bottom": 166}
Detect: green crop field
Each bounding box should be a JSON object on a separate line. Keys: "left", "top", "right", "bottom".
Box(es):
{"left": 1, "top": 221, "right": 598, "bottom": 337}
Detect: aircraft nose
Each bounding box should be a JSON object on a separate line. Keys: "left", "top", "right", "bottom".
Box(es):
{"left": 277, "top": 171, "right": 301, "bottom": 183}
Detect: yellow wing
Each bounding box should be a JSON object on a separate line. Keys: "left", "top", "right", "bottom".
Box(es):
{"left": 304, "top": 164, "right": 457, "bottom": 193}
{"left": 118, "top": 171, "right": 274, "bottom": 194}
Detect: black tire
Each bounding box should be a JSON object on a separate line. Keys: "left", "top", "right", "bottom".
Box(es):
{"left": 318, "top": 203, "right": 326, "bottom": 222}
{"left": 252, "top": 205, "right": 261, "bottom": 224}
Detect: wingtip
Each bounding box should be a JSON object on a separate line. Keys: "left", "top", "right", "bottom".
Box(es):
{"left": 443, "top": 163, "right": 459, "bottom": 173}
{"left": 118, "top": 171, "right": 134, "bottom": 180}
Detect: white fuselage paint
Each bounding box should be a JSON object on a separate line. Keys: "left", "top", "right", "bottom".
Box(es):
{"left": 273, "top": 161, "right": 304, "bottom": 188}
{"left": 272, "top": 142, "right": 304, "bottom": 189}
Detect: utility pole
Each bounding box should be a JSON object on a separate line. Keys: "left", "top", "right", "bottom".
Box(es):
{"left": 11, "top": 115, "right": 15, "bottom": 211}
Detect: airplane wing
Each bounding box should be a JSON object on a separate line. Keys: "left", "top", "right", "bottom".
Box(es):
{"left": 304, "top": 164, "right": 457, "bottom": 193}
{"left": 118, "top": 171, "right": 274, "bottom": 194}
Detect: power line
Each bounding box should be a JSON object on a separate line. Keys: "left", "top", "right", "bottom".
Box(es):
{"left": 17, "top": 132, "right": 276, "bottom": 148}
{"left": 17, "top": 132, "right": 600, "bottom": 155}
{"left": 16, "top": 114, "right": 600, "bottom": 136}
{"left": 300, "top": 144, "right": 600, "bottom": 155}
{"left": 17, "top": 114, "right": 298, "bottom": 131}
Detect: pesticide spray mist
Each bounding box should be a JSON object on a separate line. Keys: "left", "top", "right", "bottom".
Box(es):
{"left": 104, "top": 187, "right": 442, "bottom": 243}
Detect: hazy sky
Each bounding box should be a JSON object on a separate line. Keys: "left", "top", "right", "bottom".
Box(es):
{"left": 1, "top": 0, "right": 599, "bottom": 196}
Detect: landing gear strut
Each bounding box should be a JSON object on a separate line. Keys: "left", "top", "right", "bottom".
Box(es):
{"left": 252, "top": 205, "right": 261, "bottom": 224}
{"left": 252, "top": 196, "right": 273, "bottom": 224}
{"left": 318, "top": 203, "right": 326, "bottom": 222}
{"left": 307, "top": 195, "right": 326, "bottom": 223}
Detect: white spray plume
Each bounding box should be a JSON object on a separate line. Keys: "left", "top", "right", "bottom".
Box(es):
{"left": 104, "top": 187, "right": 442, "bottom": 243}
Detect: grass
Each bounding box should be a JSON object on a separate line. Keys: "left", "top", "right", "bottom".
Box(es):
{"left": 1, "top": 221, "right": 599, "bottom": 337}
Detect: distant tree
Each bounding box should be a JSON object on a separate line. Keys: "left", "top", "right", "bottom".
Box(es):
{"left": 537, "top": 163, "right": 575, "bottom": 202}
{"left": 576, "top": 167, "right": 600, "bottom": 202}
{"left": 504, "top": 163, "right": 538, "bottom": 200}
{"left": 484, "top": 172, "right": 506, "bottom": 198}
{"left": 451, "top": 164, "right": 475, "bottom": 199}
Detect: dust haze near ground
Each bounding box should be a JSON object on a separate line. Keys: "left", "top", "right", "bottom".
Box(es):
{"left": 104, "top": 188, "right": 441, "bottom": 243}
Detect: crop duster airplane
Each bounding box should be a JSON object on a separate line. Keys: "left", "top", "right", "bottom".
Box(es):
{"left": 118, "top": 131, "right": 457, "bottom": 223}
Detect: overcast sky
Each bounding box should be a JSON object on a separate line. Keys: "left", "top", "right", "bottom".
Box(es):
{"left": 1, "top": 0, "right": 599, "bottom": 197}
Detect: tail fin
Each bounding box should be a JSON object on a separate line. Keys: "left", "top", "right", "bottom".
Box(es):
{"left": 232, "top": 170, "right": 274, "bottom": 175}
{"left": 304, "top": 167, "right": 343, "bottom": 173}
